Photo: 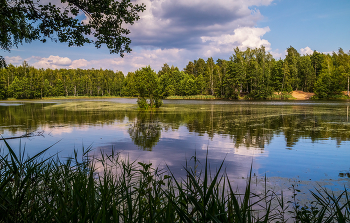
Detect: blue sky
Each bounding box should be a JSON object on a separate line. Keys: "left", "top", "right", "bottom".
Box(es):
{"left": 3, "top": 0, "right": 350, "bottom": 74}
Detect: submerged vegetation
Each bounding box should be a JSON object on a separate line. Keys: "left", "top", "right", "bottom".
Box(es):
{"left": 1, "top": 46, "right": 350, "bottom": 101}
{"left": 0, "top": 141, "right": 350, "bottom": 222}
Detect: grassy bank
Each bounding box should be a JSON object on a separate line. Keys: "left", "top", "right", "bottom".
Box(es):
{"left": 166, "top": 95, "right": 217, "bottom": 100}
{"left": 1, "top": 141, "right": 349, "bottom": 222}
{"left": 165, "top": 94, "right": 298, "bottom": 100}
{"left": 267, "top": 93, "right": 296, "bottom": 100}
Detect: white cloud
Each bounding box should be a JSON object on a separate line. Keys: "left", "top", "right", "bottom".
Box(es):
{"left": 4, "top": 56, "right": 23, "bottom": 65}
{"left": 300, "top": 46, "right": 313, "bottom": 55}
{"left": 201, "top": 27, "right": 271, "bottom": 52}
{"left": 26, "top": 48, "right": 190, "bottom": 74}
{"left": 270, "top": 49, "right": 283, "bottom": 59}
{"left": 128, "top": 0, "right": 272, "bottom": 50}
{"left": 30, "top": 55, "right": 72, "bottom": 69}
{"left": 70, "top": 59, "right": 89, "bottom": 68}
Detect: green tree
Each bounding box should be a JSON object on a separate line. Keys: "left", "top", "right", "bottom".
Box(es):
{"left": 271, "top": 59, "right": 284, "bottom": 92}
{"left": 134, "top": 66, "right": 162, "bottom": 109}
{"left": 310, "top": 51, "right": 324, "bottom": 83}
{"left": 8, "top": 77, "right": 23, "bottom": 99}
{"left": 314, "top": 55, "right": 342, "bottom": 98}
{"left": 1, "top": 0, "right": 145, "bottom": 57}
{"left": 285, "top": 46, "right": 300, "bottom": 90}
{"left": 205, "top": 57, "right": 215, "bottom": 95}
{"left": 298, "top": 55, "right": 314, "bottom": 92}
{"left": 43, "top": 79, "right": 52, "bottom": 97}
{"left": 0, "top": 75, "right": 6, "bottom": 99}
{"left": 55, "top": 79, "right": 65, "bottom": 96}
{"left": 335, "top": 48, "right": 350, "bottom": 96}
{"left": 216, "top": 59, "right": 228, "bottom": 97}
{"left": 184, "top": 61, "right": 195, "bottom": 75}
{"left": 281, "top": 61, "right": 292, "bottom": 93}
{"left": 158, "top": 63, "right": 171, "bottom": 77}
{"left": 223, "top": 61, "right": 242, "bottom": 99}
{"left": 122, "top": 72, "right": 138, "bottom": 96}
{"left": 0, "top": 56, "right": 6, "bottom": 69}
{"left": 194, "top": 58, "right": 206, "bottom": 77}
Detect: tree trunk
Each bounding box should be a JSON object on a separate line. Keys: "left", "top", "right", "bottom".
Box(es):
{"left": 348, "top": 75, "right": 349, "bottom": 96}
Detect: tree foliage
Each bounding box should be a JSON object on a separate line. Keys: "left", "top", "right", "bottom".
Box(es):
{"left": 0, "top": 56, "right": 6, "bottom": 69}
{"left": 1, "top": 0, "right": 145, "bottom": 56}
{"left": 134, "top": 66, "right": 162, "bottom": 109}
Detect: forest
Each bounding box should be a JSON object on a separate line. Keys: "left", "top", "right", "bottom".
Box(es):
{"left": 0, "top": 46, "right": 349, "bottom": 100}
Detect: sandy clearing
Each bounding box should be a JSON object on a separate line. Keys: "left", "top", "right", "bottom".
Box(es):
{"left": 291, "top": 91, "right": 315, "bottom": 100}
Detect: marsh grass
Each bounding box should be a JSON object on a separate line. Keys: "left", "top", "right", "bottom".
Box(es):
{"left": 0, "top": 141, "right": 349, "bottom": 222}
{"left": 166, "top": 95, "right": 217, "bottom": 100}
{"left": 266, "top": 93, "right": 296, "bottom": 100}
{"left": 47, "top": 101, "right": 137, "bottom": 111}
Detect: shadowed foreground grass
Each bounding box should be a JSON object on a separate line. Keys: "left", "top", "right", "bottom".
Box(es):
{"left": 0, "top": 141, "right": 349, "bottom": 222}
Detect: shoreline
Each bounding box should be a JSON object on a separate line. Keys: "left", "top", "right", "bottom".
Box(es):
{"left": 1, "top": 90, "right": 349, "bottom": 102}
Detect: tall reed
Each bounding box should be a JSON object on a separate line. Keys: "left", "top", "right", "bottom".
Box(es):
{"left": 0, "top": 140, "right": 349, "bottom": 222}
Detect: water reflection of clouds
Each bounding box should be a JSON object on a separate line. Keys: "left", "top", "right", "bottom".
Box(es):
{"left": 0, "top": 103, "right": 23, "bottom": 106}
{"left": 95, "top": 125, "right": 266, "bottom": 182}
{"left": 161, "top": 126, "right": 188, "bottom": 139}
{"left": 161, "top": 126, "right": 268, "bottom": 157}
{"left": 199, "top": 134, "right": 269, "bottom": 157}
{"left": 47, "top": 127, "right": 73, "bottom": 135}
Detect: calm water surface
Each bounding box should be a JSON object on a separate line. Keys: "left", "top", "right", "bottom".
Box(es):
{"left": 1, "top": 99, "right": 350, "bottom": 189}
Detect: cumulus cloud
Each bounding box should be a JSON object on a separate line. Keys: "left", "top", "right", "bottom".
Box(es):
{"left": 5, "top": 56, "right": 23, "bottom": 65}
{"left": 70, "top": 59, "right": 89, "bottom": 68}
{"left": 127, "top": 0, "right": 273, "bottom": 50}
{"left": 26, "top": 48, "right": 191, "bottom": 74}
{"left": 300, "top": 46, "right": 313, "bottom": 55}
{"left": 30, "top": 55, "right": 72, "bottom": 69}
{"left": 201, "top": 27, "right": 271, "bottom": 51}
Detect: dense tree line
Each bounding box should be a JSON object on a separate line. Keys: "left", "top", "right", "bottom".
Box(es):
{"left": 179, "top": 46, "right": 350, "bottom": 99}
{"left": 0, "top": 62, "right": 124, "bottom": 99}
{"left": 1, "top": 46, "right": 350, "bottom": 100}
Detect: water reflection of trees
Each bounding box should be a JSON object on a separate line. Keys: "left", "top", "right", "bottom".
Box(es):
{"left": 128, "top": 112, "right": 161, "bottom": 151}
{"left": 1, "top": 103, "right": 350, "bottom": 150}
{"left": 0, "top": 103, "right": 130, "bottom": 134}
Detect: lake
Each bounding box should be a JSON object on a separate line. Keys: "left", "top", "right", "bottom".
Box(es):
{"left": 1, "top": 98, "right": 350, "bottom": 191}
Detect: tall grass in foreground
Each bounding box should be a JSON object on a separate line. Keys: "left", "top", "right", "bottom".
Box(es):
{"left": 1, "top": 141, "right": 350, "bottom": 222}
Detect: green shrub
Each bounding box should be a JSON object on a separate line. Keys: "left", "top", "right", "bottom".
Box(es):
{"left": 137, "top": 97, "right": 149, "bottom": 109}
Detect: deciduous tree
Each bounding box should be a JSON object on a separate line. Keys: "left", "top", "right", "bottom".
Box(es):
{"left": 1, "top": 0, "right": 146, "bottom": 62}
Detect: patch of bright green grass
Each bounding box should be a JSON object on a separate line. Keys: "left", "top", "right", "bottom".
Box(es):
{"left": 166, "top": 95, "right": 217, "bottom": 100}
{"left": 46, "top": 101, "right": 137, "bottom": 111}
{"left": 267, "top": 93, "right": 296, "bottom": 100}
